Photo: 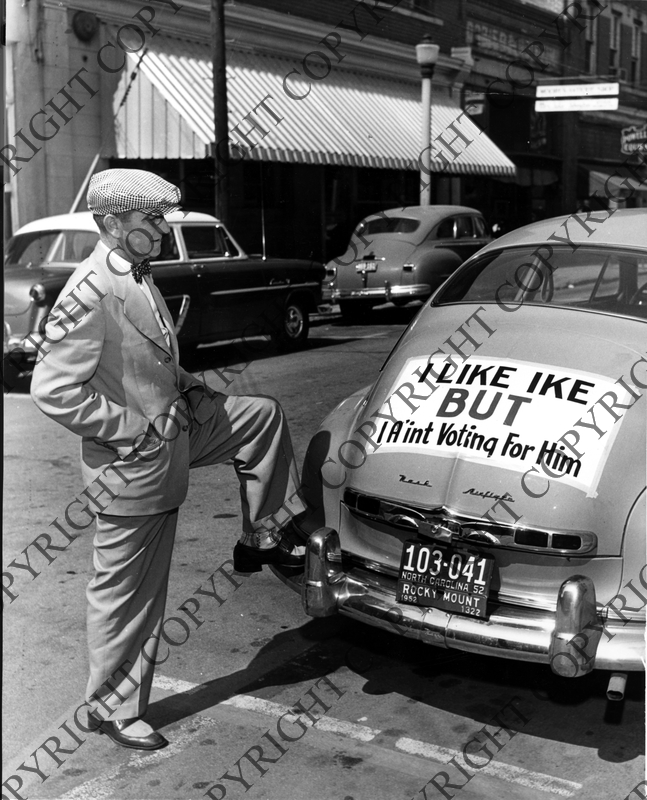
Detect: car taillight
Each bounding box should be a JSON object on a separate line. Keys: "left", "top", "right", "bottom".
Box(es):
{"left": 29, "top": 283, "right": 46, "bottom": 304}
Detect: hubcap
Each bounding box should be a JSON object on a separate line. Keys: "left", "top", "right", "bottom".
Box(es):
{"left": 285, "top": 305, "right": 304, "bottom": 337}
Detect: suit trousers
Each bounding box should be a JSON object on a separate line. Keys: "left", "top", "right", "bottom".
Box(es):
{"left": 85, "top": 393, "right": 305, "bottom": 720}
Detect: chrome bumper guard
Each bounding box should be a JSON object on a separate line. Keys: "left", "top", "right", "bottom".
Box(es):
{"left": 275, "top": 528, "right": 644, "bottom": 675}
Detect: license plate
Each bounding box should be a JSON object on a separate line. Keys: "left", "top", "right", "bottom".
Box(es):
{"left": 396, "top": 540, "right": 494, "bottom": 619}
{"left": 356, "top": 261, "right": 377, "bottom": 272}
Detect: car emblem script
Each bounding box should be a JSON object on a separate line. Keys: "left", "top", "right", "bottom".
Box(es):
{"left": 399, "top": 474, "right": 432, "bottom": 487}
{"left": 463, "top": 488, "right": 514, "bottom": 502}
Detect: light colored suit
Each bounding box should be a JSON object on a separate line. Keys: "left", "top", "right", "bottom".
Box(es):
{"left": 32, "top": 245, "right": 204, "bottom": 515}
{"left": 31, "top": 244, "right": 305, "bottom": 719}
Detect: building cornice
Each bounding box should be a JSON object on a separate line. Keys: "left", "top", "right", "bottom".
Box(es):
{"left": 52, "top": 0, "right": 472, "bottom": 89}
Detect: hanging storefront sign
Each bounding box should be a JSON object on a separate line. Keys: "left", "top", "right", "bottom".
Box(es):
{"left": 535, "top": 83, "right": 619, "bottom": 113}
{"left": 621, "top": 124, "right": 647, "bottom": 155}
{"left": 536, "top": 83, "right": 619, "bottom": 99}
{"left": 529, "top": 109, "right": 548, "bottom": 151}
{"left": 536, "top": 97, "right": 619, "bottom": 112}
{"left": 464, "top": 91, "right": 485, "bottom": 116}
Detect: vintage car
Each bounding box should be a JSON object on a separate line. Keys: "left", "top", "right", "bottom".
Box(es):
{"left": 324, "top": 205, "right": 490, "bottom": 320}
{"left": 4, "top": 211, "right": 324, "bottom": 381}
{"left": 275, "top": 208, "right": 647, "bottom": 695}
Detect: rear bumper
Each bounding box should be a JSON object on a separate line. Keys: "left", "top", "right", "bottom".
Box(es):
{"left": 272, "top": 528, "right": 645, "bottom": 675}
{"left": 331, "top": 283, "right": 430, "bottom": 302}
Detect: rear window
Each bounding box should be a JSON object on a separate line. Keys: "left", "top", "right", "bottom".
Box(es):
{"left": 5, "top": 230, "right": 99, "bottom": 267}
{"left": 473, "top": 217, "right": 488, "bottom": 237}
{"left": 434, "top": 245, "right": 647, "bottom": 321}
{"left": 355, "top": 217, "right": 420, "bottom": 236}
{"left": 182, "top": 225, "right": 239, "bottom": 259}
{"left": 455, "top": 217, "right": 473, "bottom": 238}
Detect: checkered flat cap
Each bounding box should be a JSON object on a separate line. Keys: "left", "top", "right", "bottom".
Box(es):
{"left": 87, "top": 169, "right": 181, "bottom": 216}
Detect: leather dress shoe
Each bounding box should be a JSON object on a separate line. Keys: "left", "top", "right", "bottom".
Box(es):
{"left": 87, "top": 710, "right": 168, "bottom": 751}
{"left": 233, "top": 527, "right": 305, "bottom": 573}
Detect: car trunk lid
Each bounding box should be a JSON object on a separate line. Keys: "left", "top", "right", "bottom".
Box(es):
{"left": 339, "top": 303, "right": 644, "bottom": 608}
{"left": 336, "top": 237, "right": 419, "bottom": 291}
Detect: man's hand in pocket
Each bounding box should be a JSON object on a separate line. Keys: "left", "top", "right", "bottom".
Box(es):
{"left": 121, "top": 425, "right": 164, "bottom": 463}
{"left": 139, "top": 424, "right": 163, "bottom": 452}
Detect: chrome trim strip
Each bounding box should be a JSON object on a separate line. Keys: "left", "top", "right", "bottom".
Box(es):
{"left": 332, "top": 284, "right": 430, "bottom": 300}
{"left": 347, "top": 552, "right": 399, "bottom": 579}
{"left": 210, "top": 282, "right": 319, "bottom": 297}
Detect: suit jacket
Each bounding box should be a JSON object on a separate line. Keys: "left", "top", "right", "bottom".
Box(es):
{"left": 31, "top": 243, "right": 218, "bottom": 515}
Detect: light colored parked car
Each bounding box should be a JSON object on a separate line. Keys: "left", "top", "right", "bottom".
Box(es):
{"left": 325, "top": 205, "right": 490, "bottom": 320}
{"left": 275, "top": 208, "right": 647, "bottom": 696}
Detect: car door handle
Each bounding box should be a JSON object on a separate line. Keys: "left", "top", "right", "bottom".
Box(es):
{"left": 269, "top": 278, "right": 289, "bottom": 286}
{"left": 191, "top": 263, "right": 205, "bottom": 273}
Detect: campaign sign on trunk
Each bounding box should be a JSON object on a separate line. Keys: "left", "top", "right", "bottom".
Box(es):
{"left": 374, "top": 356, "right": 627, "bottom": 496}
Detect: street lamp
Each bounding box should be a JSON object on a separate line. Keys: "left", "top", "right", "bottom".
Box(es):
{"left": 416, "top": 35, "right": 439, "bottom": 206}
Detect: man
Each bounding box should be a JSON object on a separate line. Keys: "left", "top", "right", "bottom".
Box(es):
{"left": 31, "top": 169, "right": 306, "bottom": 751}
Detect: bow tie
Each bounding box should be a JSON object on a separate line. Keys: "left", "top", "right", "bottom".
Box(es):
{"left": 131, "top": 259, "right": 152, "bottom": 284}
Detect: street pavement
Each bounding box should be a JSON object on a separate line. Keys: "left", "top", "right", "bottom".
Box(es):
{"left": 3, "top": 306, "right": 645, "bottom": 800}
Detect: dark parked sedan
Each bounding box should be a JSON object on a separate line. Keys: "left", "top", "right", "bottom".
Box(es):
{"left": 325, "top": 205, "right": 490, "bottom": 320}
{"left": 4, "top": 211, "right": 324, "bottom": 383}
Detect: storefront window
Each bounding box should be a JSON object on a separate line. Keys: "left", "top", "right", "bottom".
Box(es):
{"left": 610, "top": 11, "right": 622, "bottom": 74}
{"left": 631, "top": 20, "right": 643, "bottom": 83}
{"left": 402, "top": 0, "right": 436, "bottom": 15}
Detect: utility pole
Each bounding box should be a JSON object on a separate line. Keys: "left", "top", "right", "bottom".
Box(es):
{"left": 211, "top": 0, "right": 229, "bottom": 223}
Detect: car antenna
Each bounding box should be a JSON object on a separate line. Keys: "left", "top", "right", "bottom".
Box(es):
{"left": 260, "top": 162, "right": 267, "bottom": 261}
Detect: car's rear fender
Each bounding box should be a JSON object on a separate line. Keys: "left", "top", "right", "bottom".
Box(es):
{"left": 301, "top": 386, "right": 370, "bottom": 531}
{"left": 414, "top": 247, "right": 463, "bottom": 289}
{"left": 618, "top": 488, "right": 647, "bottom": 621}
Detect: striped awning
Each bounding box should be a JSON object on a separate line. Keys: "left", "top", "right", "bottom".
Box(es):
{"left": 113, "top": 36, "right": 516, "bottom": 177}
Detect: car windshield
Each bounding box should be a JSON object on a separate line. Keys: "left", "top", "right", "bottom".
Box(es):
{"left": 433, "top": 245, "right": 647, "bottom": 321}
{"left": 355, "top": 217, "right": 420, "bottom": 236}
{"left": 5, "top": 230, "right": 99, "bottom": 269}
